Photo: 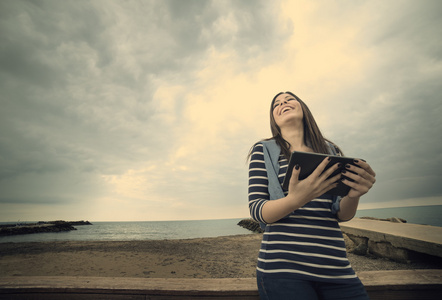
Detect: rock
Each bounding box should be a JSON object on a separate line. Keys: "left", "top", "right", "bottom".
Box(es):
{"left": 67, "top": 220, "right": 92, "bottom": 226}
{"left": 237, "top": 219, "right": 264, "bottom": 233}
{"left": 367, "top": 240, "right": 413, "bottom": 263}
{"left": 360, "top": 216, "right": 407, "bottom": 223}
{"left": 343, "top": 233, "right": 355, "bottom": 251}
{"left": 385, "top": 217, "right": 407, "bottom": 223}
{"left": 346, "top": 234, "right": 369, "bottom": 255}
{"left": 0, "top": 221, "right": 77, "bottom": 236}
{"left": 39, "top": 220, "right": 92, "bottom": 226}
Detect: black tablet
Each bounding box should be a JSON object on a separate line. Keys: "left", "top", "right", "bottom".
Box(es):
{"left": 282, "top": 151, "right": 360, "bottom": 197}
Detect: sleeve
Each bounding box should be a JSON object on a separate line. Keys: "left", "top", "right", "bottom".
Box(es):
{"left": 248, "top": 143, "right": 270, "bottom": 224}
{"left": 331, "top": 196, "right": 342, "bottom": 215}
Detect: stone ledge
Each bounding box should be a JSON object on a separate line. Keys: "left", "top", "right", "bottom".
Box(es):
{"left": 340, "top": 218, "right": 442, "bottom": 262}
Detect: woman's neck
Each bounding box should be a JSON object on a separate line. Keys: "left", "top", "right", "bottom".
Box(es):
{"left": 280, "top": 126, "right": 311, "bottom": 152}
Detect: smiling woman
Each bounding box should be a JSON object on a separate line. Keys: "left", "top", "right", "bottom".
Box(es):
{"left": 269, "top": 92, "right": 341, "bottom": 160}
{"left": 248, "top": 91, "right": 376, "bottom": 299}
{"left": 272, "top": 93, "right": 304, "bottom": 131}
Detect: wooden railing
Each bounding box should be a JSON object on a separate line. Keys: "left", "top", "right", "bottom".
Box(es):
{"left": 0, "top": 269, "right": 441, "bottom": 299}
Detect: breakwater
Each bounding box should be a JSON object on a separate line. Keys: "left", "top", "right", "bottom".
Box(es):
{"left": 0, "top": 220, "right": 92, "bottom": 236}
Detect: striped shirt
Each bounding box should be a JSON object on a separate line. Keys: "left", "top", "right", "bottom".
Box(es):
{"left": 248, "top": 142, "right": 359, "bottom": 283}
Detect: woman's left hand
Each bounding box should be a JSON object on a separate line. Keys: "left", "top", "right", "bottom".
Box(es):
{"left": 341, "top": 160, "right": 376, "bottom": 199}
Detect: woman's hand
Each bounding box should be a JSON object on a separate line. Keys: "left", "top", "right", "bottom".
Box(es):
{"left": 341, "top": 160, "right": 376, "bottom": 198}
{"left": 287, "top": 157, "right": 342, "bottom": 207}
{"left": 261, "top": 157, "right": 342, "bottom": 224}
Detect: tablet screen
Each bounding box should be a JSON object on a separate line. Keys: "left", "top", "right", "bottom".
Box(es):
{"left": 282, "top": 151, "right": 359, "bottom": 197}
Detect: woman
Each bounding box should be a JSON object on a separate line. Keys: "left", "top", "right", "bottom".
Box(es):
{"left": 248, "top": 91, "right": 376, "bottom": 299}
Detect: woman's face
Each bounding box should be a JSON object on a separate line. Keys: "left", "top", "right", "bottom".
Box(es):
{"left": 272, "top": 93, "right": 303, "bottom": 127}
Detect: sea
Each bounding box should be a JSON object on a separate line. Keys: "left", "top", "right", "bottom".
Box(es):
{"left": 0, "top": 218, "right": 251, "bottom": 243}
{"left": 355, "top": 205, "right": 442, "bottom": 227}
{"left": 1, "top": 205, "right": 441, "bottom": 243}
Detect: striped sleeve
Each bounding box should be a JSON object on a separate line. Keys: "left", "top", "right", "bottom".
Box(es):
{"left": 248, "top": 143, "right": 269, "bottom": 224}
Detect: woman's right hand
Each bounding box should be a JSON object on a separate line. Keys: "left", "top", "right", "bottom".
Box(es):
{"left": 286, "top": 157, "right": 342, "bottom": 207}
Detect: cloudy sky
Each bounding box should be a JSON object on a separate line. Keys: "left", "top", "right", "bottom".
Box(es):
{"left": 1, "top": 0, "right": 441, "bottom": 222}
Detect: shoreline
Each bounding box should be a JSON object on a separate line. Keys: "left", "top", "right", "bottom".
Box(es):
{"left": 1, "top": 234, "right": 441, "bottom": 278}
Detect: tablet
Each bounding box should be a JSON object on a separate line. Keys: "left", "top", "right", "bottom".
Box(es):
{"left": 282, "top": 151, "right": 360, "bottom": 197}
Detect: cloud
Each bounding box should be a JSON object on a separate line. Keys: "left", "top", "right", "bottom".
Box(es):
{"left": 0, "top": 0, "right": 293, "bottom": 220}
{"left": 0, "top": 0, "right": 441, "bottom": 221}
{"left": 323, "top": 1, "right": 442, "bottom": 204}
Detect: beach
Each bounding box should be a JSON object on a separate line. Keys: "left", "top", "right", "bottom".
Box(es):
{"left": 0, "top": 234, "right": 440, "bottom": 278}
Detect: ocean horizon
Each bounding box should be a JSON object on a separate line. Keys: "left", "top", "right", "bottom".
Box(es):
{"left": 1, "top": 205, "right": 441, "bottom": 243}
{"left": 0, "top": 218, "right": 251, "bottom": 243}
{"left": 355, "top": 204, "right": 442, "bottom": 227}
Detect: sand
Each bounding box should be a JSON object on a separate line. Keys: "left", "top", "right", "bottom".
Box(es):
{"left": 0, "top": 234, "right": 440, "bottom": 278}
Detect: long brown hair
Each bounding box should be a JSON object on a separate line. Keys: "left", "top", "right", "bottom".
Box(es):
{"left": 249, "top": 91, "right": 342, "bottom": 161}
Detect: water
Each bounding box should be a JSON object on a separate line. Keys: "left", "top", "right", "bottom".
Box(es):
{"left": 1, "top": 206, "right": 441, "bottom": 243}
{"left": 355, "top": 205, "right": 442, "bottom": 227}
{"left": 0, "top": 218, "right": 251, "bottom": 243}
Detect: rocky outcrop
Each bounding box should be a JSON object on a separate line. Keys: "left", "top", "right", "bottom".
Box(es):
{"left": 0, "top": 221, "right": 76, "bottom": 236}
{"left": 67, "top": 220, "right": 92, "bottom": 226}
{"left": 237, "top": 219, "right": 264, "bottom": 233}
{"left": 0, "top": 220, "right": 92, "bottom": 236}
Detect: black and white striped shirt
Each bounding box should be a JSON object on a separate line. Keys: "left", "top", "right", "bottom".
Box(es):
{"left": 248, "top": 142, "right": 358, "bottom": 283}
